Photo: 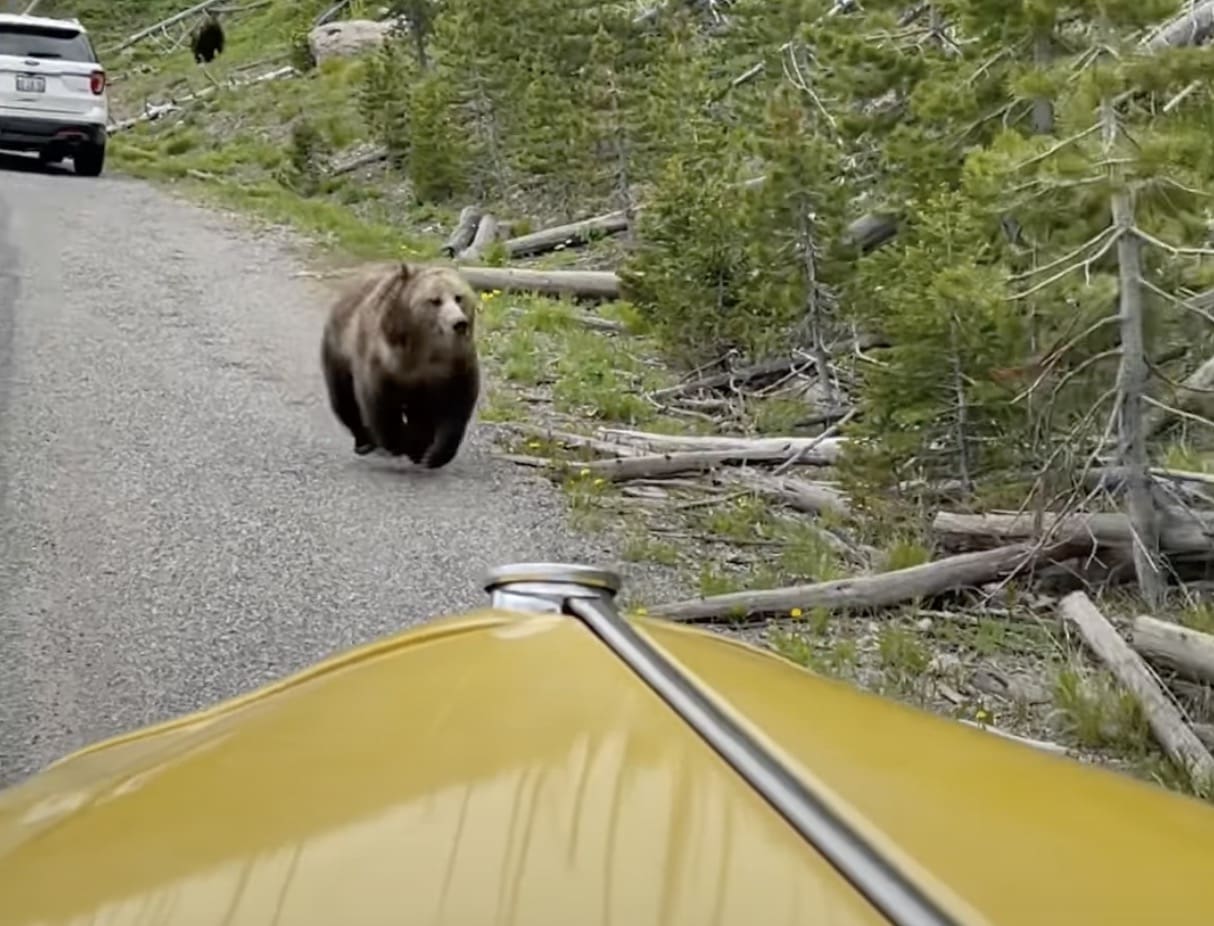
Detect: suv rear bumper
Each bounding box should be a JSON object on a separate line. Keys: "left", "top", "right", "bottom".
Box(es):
{"left": 0, "top": 114, "right": 105, "bottom": 153}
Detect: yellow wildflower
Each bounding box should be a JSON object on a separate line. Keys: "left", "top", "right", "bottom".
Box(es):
{"left": 790, "top": 607, "right": 803, "bottom": 618}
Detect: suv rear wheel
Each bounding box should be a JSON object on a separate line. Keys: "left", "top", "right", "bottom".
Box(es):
{"left": 73, "top": 141, "right": 105, "bottom": 177}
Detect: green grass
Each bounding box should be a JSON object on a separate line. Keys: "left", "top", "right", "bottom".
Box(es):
{"left": 1050, "top": 664, "right": 1152, "bottom": 753}
{"left": 1180, "top": 603, "right": 1214, "bottom": 635}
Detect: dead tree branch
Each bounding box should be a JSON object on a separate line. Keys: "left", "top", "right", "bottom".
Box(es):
{"left": 441, "top": 206, "right": 483, "bottom": 257}
{"left": 1133, "top": 616, "right": 1214, "bottom": 686}
{"left": 1059, "top": 592, "right": 1214, "bottom": 787}
{"left": 457, "top": 267, "right": 619, "bottom": 300}
{"left": 649, "top": 540, "right": 1088, "bottom": 622}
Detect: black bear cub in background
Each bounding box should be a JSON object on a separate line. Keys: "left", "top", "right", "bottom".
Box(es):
{"left": 192, "top": 13, "right": 225, "bottom": 64}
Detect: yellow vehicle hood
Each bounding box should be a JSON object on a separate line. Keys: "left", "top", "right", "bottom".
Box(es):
{"left": 1, "top": 605, "right": 1213, "bottom": 926}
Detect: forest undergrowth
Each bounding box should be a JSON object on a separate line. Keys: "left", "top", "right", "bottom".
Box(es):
{"left": 58, "top": 0, "right": 1214, "bottom": 798}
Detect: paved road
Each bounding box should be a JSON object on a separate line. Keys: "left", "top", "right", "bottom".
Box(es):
{"left": 0, "top": 155, "right": 622, "bottom": 787}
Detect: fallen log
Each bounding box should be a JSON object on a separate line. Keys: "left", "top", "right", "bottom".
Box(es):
{"left": 1087, "top": 466, "right": 1214, "bottom": 507}
{"left": 328, "top": 147, "right": 389, "bottom": 176}
{"left": 575, "top": 314, "right": 627, "bottom": 334}
{"left": 441, "top": 206, "right": 481, "bottom": 257}
{"left": 1132, "top": 616, "right": 1214, "bottom": 686}
{"left": 651, "top": 355, "right": 817, "bottom": 398}
{"left": 573, "top": 447, "right": 835, "bottom": 481}
{"left": 457, "top": 267, "right": 619, "bottom": 300}
{"left": 1196, "top": 724, "right": 1214, "bottom": 751}
{"left": 211, "top": 0, "right": 274, "bottom": 12}
{"left": 1088, "top": 465, "right": 1214, "bottom": 489}
{"left": 505, "top": 211, "right": 630, "bottom": 259}
{"left": 107, "top": 65, "right": 298, "bottom": 133}
{"left": 490, "top": 422, "right": 645, "bottom": 458}
{"left": 772, "top": 408, "right": 857, "bottom": 476}
{"left": 593, "top": 428, "right": 846, "bottom": 464}
{"left": 1059, "top": 592, "right": 1214, "bottom": 786}
{"left": 457, "top": 214, "right": 499, "bottom": 261}
{"left": 1034, "top": 556, "right": 1139, "bottom": 595}
{"left": 1142, "top": 352, "right": 1214, "bottom": 438}
{"left": 649, "top": 540, "right": 1087, "bottom": 623}
{"left": 1143, "top": 0, "right": 1214, "bottom": 50}
{"left": 728, "top": 471, "right": 852, "bottom": 519}
{"left": 931, "top": 510, "right": 1214, "bottom": 557}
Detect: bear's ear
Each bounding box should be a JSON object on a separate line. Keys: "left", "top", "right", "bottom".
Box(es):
{"left": 398, "top": 261, "right": 419, "bottom": 283}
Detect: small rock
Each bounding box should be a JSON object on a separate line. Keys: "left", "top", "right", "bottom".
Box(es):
{"left": 915, "top": 617, "right": 933, "bottom": 632}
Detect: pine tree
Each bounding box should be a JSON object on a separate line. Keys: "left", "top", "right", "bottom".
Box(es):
{"left": 841, "top": 187, "right": 1028, "bottom": 511}
{"left": 964, "top": 2, "right": 1214, "bottom": 606}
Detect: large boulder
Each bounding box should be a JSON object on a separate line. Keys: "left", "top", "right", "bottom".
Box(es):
{"left": 307, "top": 20, "right": 395, "bottom": 65}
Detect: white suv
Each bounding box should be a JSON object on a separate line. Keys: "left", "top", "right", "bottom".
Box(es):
{"left": 0, "top": 13, "right": 107, "bottom": 177}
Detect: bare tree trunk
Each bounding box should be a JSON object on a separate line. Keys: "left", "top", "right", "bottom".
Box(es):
{"left": 604, "top": 72, "right": 638, "bottom": 242}
{"left": 947, "top": 317, "right": 972, "bottom": 492}
{"left": 797, "top": 207, "right": 835, "bottom": 406}
{"left": 1103, "top": 96, "right": 1164, "bottom": 608}
{"left": 1031, "top": 33, "right": 1055, "bottom": 133}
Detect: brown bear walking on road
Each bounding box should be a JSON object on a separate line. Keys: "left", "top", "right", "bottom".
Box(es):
{"left": 320, "top": 261, "right": 480, "bottom": 469}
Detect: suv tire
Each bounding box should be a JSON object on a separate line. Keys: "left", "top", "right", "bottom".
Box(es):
{"left": 74, "top": 141, "right": 105, "bottom": 177}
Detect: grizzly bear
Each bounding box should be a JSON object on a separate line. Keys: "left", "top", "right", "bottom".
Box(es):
{"left": 319, "top": 261, "right": 480, "bottom": 469}
{"left": 192, "top": 13, "right": 225, "bottom": 64}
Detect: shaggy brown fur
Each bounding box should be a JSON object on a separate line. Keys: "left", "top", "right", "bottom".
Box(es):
{"left": 320, "top": 261, "right": 480, "bottom": 468}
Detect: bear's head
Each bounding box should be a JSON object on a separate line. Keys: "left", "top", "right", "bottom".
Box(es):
{"left": 382, "top": 261, "right": 478, "bottom": 351}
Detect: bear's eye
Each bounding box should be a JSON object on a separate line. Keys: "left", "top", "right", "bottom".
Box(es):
{"left": 454, "top": 293, "right": 464, "bottom": 305}
{"left": 428, "top": 296, "right": 442, "bottom": 308}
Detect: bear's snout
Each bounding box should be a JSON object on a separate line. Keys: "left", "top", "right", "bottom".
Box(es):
{"left": 436, "top": 300, "right": 471, "bottom": 338}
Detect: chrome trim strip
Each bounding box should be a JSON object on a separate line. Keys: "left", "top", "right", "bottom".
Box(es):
{"left": 564, "top": 594, "right": 962, "bottom": 926}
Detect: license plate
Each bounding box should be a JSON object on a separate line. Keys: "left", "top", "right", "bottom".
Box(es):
{"left": 16, "top": 74, "right": 45, "bottom": 93}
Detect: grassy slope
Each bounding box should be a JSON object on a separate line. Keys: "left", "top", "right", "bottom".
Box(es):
{"left": 70, "top": 0, "right": 1214, "bottom": 800}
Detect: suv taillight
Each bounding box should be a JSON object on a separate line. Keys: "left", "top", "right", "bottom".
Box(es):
{"left": 89, "top": 70, "right": 105, "bottom": 95}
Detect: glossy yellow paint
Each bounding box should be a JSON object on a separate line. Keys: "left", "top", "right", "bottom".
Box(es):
{"left": 5, "top": 603, "right": 1214, "bottom": 926}
{"left": 643, "top": 618, "right": 1214, "bottom": 924}
{"left": 0, "top": 609, "right": 889, "bottom": 926}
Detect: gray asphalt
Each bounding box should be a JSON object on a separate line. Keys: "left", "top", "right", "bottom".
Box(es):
{"left": 0, "top": 156, "right": 624, "bottom": 788}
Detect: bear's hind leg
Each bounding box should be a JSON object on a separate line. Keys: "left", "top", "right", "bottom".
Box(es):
{"left": 322, "top": 343, "right": 375, "bottom": 454}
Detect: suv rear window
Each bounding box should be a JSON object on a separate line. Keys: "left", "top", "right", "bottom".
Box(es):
{"left": 0, "top": 24, "right": 96, "bottom": 62}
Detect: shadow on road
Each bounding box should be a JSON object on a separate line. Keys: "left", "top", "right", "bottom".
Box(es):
{"left": 0, "top": 150, "right": 77, "bottom": 177}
